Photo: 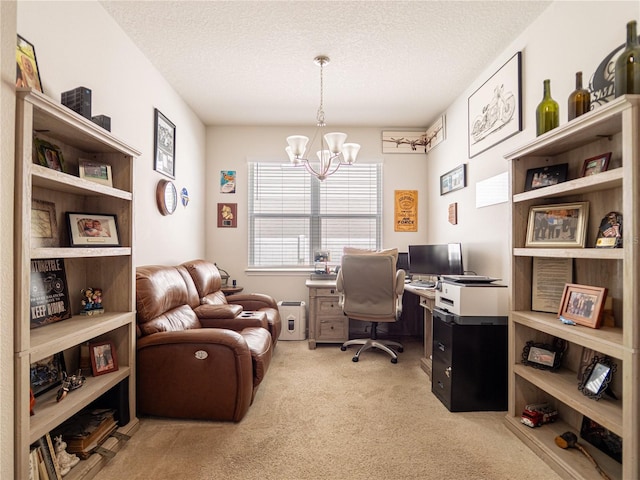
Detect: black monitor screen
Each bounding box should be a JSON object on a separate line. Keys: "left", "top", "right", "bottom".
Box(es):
{"left": 397, "top": 252, "right": 409, "bottom": 272}
{"left": 408, "top": 243, "right": 464, "bottom": 277}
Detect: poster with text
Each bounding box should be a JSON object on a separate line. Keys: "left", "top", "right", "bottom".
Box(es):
{"left": 30, "top": 258, "right": 71, "bottom": 328}
{"left": 394, "top": 190, "right": 418, "bottom": 232}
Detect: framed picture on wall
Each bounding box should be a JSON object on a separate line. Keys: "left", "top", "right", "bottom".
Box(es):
{"left": 154, "top": 108, "right": 176, "bottom": 179}
{"left": 468, "top": 51, "right": 522, "bottom": 158}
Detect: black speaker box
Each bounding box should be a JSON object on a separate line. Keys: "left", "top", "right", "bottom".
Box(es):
{"left": 61, "top": 86, "right": 92, "bottom": 119}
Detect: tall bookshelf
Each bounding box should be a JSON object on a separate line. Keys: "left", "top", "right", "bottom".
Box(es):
{"left": 505, "top": 95, "right": 639, "bottom": 479}
{"left": 14, "top": 89, "right": 140, "bottom": 479}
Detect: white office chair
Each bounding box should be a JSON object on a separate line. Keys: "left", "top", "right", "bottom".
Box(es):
{"left": 336, "top": 249, "right": 406, "bottom": 363}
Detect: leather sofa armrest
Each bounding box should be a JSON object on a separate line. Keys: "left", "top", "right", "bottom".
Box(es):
{"left": 194, "top": 303, "right": 242, "bottom": 319}
{"left": 199, "top": 316, "right": 268, "bottom": 331}
{"left": 136, "top": 328, "right": 253, "bottom": 422}
{"left": 226, "top": 293, "right": 278, "bottom": 310}
{"left": 137, "top": 327, "right": 249, "bottom": 350}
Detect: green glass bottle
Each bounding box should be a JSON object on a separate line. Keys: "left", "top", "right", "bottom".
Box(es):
{"left": 614, "top": 20, "right": 640, "bottom": 97}
{"left": 568, "top": 72, "right": 591, "bottom": 121}
{"left": 536, "top": 79, "right": 559, "bottom": 136}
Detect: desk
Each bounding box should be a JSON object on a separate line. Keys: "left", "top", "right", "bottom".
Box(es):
{"left": 403, "top": 285, "right": 436, "bottom": 378}
{"left": 305, "top": 279, "right": 435, "bottom": 374}
{"left": 305, "top": 279, "right": 348, "bottom": 349}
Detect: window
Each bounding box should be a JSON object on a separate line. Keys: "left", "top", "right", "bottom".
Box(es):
{"left": 248, "top": 162, "right": 382, "bottom": 268}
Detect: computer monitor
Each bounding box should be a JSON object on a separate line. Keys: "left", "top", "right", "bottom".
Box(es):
{"left": 407, "top": 243, "right": 464, "bottom": 277}
{"left": 397, "top": 252, "right": 410, "bottom": 272}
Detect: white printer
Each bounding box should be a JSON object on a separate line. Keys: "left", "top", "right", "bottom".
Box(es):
{"left": 435, "top": 278, "right": 508, "bottom": 322}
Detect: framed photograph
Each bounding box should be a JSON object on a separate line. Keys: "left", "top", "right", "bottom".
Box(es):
{"left": 558, "top": 283, "right": 608, "bottom": 329}
{"left": 34, "top": 137, "right": 65, "bottom": 173}
{"left": 524, "top": 163, "right": 568, "bottom": 191}
{"left": 89, "top": 341, "right": 118, "bottom": 376}
{"left": 580, "top": 417, "right": 622, "bottom": 463}
{"left": 79, "top": 160, "right": 113, "bottom": 187}
{"left": 217, "top": 203, "right": 237, "bottom": 228}
{"left": 525, "top": 202, "right": 589, "bottom": 248}
{"left": 16, "top": 34, "right": 43, "bottom": 92}
{"left": 154, "top": 108, "right": 176, "bottom": 179}
{"left": 581, "top": 152, "right": 611, "bottom": 177}
{"left": 66, "top": 212, "right": 120, "bottom": 247}
{"left": 31, "top": 199, "right": 58, "bottom": 248}
{"left": 521, "top": 339, "right": 566, "bottom": 370}
{"left": 30, "top": 353, "right": 66, "bottom": 397}
{"left": 381, "top": 131, "right": 429, "bottom": 153}
{"left": 578, "top": 355, "right": 616, "bottom": 399}
{"left": 440, "top": 164, "right": 466, "bottom": 195}
{"left": 468, "top": 51, "right": 522, "bottom": 158}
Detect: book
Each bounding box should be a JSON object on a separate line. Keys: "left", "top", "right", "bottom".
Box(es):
{"left": 52, "top": 408, "right": 117, "bottom": 459}
{"left": 30, "top": 258, "right": 71, "bottom": 329}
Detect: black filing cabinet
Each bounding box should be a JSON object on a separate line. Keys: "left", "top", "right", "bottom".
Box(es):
{"left": 431, "top": 308, "right": 507, "bottom": 412}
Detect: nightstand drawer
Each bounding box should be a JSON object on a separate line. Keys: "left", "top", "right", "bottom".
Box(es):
{"left": 317, "top": 297, "right": 342, "bottom": 315}
{"left": 318, "top": 318, "right": 347, "bottom": 340}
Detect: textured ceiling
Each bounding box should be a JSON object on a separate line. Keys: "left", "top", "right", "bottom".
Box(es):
{"left": 100, "top": 0, "right": 551, "bottom": 127}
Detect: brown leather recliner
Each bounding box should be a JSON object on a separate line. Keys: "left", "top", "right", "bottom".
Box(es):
{"left": 135, "top": 264, "right": 272, "bottom": 422}
{"left": 181, "top": 259, "right": 282, "bottom": 345}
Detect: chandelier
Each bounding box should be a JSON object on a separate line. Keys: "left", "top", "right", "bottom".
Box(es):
{"left": 285, "top": 56, "right": 360, "bottom": 181}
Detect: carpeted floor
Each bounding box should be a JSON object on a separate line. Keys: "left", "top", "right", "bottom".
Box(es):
{"left": 93, "top": 339, "right": 562, "bottom": 479}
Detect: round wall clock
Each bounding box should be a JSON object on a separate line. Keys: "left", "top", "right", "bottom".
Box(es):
{"left": 156, "top": 179, "right": 177, "bottom": 215}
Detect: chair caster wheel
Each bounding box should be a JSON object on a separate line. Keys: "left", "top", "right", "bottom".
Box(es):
{"left": 352, "top": 356, "right": 359, "bottom": 362}
{"left": 341, "top": 346, "right": 347, "bottom": 351}
{"left": 391, "top": 357, "right": 398, "bottom": 364}
{"left": 397, "top": 347, "right": 404, "bottom": 353}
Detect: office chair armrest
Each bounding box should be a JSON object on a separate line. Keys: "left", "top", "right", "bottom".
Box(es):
{"left": 395, "top": 269, "right": 406, "bottom": 295}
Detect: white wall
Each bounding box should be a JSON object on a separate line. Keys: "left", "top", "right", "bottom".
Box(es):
{"left": 426, "top": 0, "right": 639, "bottom": 282}
{"left": 16, "top": 0, "right": 207, "bottom": 266}
{"left": 205, "top": 1, "right": 640, "bottom": 302}
{"left": 207, "top": 126, "right": 430, "bottom": 303}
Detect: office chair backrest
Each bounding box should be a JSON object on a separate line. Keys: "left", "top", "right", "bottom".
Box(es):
{"left": 337, "top": 251, "right": 405, "bottom": 322}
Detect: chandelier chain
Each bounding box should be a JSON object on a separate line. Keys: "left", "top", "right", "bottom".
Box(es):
{"left": 316, "top": 59, "right": 326, "bottom": 127}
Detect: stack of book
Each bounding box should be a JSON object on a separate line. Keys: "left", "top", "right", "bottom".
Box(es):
{"left": 30, "top": 434, "right": 62, "bottom": 480}
{"left": 52, "top": 408, "right": 117, "bottom": 459}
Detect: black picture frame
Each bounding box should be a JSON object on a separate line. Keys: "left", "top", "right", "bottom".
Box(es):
{"left": 154, "top": 108, "right": 176, "bottom": 179}
{"left": 30, "top": 352, "right": 66, "bottom": 397}
{"left": 521, "top": 339, "right": 565, "bottom": 371}
{"left": 580, "top": 416, "right": 622, "bottom": 463}
{"left": 16, "top": 34, "right": 43, "bottom": 93}
{"left": 440, "top": 164, "right": 467, "bottom": 195}
{"left": 524, "top": 163, "right": 568, "bottom": 191}
{"left": 578, "top": 356, "right": 616, "bottom": 400}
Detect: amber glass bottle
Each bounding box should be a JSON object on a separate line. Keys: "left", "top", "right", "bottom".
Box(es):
{"left": 615, "top": 20, "right": 640, "bottom": 97}
{"left": 536, "top": 79, "right": 559, "bottom": 136}
{"left": 568, "top": 72, "right": 591, "bottom": 120}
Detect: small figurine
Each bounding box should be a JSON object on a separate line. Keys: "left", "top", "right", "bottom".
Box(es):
{"left": 54, "top": 435, "right": 80, "bottom": 476}
{"left": 56, "top": 370, "right": 86, "bottom": 402}
{"left": 81, "top": 287, "right": 94, "bottom": 311}
{"left": 80, "top": 287, "right": 104, "bottom": 315}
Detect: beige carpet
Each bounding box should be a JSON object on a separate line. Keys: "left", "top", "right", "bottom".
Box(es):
{"left": 93, "top": 339, "right": 562, "bottom": 480}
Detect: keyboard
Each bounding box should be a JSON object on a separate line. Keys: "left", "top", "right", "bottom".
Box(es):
{"left": 441, "top": 275, "right": 500, "bottom": 284}
{"left": 410, "top": 280, "right": 436, "bottom": 288}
